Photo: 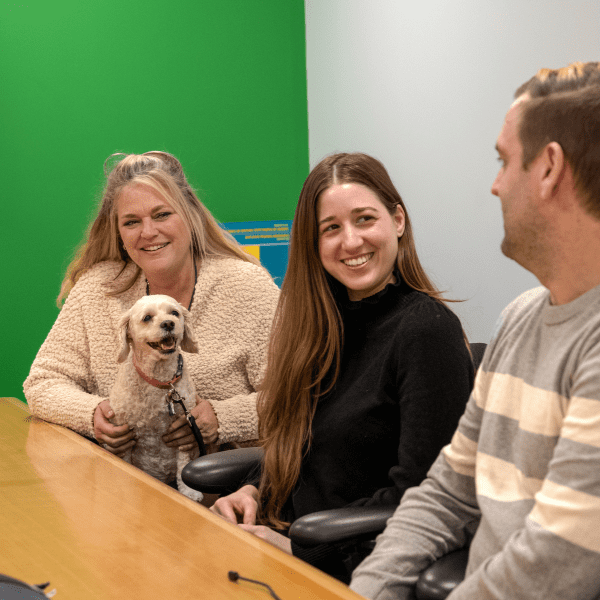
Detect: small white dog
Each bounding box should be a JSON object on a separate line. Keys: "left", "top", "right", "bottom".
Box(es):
{"left": 109, "top": 294, "right": 203, "bottom": 502}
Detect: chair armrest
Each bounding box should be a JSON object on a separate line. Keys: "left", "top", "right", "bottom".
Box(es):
{"left": 415, "top": 548, "right": 469, "bottom": 600}
{"left": 181, "top": 447, "right": 263, "bottom": 495}
{"left": 289, "top": 505, "right": 396, "bottom": 547}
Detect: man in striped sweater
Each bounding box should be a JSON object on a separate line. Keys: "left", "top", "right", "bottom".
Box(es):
{"left": 350, "top": 62, "right": 600, "bottom": 600}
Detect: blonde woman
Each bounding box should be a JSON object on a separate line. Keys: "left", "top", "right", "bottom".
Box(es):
{"left": 25, "top": 151, "right": 279, "bottom": 460}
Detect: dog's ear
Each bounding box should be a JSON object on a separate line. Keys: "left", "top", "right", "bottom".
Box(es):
{"left": 117, "top": 310, "right": 132, "bottom": 363}
{"left": 180, "top": 305, "right": 199, "bottom": 354}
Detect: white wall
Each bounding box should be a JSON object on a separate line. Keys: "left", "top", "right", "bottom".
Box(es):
{"left": 304, "top": 0, "right": 600, "bottom": 343}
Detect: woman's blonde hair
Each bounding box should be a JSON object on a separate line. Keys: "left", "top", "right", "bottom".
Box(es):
{"left": 257, "top": 152, "right": 464, "bottom": 529}
{"left": 58, "top": 151, "right": 259, "bottom": 305}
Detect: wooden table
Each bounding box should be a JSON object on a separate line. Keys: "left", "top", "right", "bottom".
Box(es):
{"left": 0, "top": 397, "right": 364, "bottom": 600}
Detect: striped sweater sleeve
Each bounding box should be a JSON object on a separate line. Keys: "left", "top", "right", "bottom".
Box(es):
{"left": 451, "top": 349, "right": 600, "bottom": 599}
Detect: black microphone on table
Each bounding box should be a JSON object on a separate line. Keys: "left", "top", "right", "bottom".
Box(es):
{"left": 228, "top": 571, "right": 283, "bottom": 600}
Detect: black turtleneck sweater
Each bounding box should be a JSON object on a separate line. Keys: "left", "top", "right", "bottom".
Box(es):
{"left": 286, "top": 276, "right": 474, "bottom": 574}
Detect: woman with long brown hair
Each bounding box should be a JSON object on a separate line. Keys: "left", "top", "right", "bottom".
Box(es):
{"left": 211, "top": 152, "right": 474, "bottom": 579}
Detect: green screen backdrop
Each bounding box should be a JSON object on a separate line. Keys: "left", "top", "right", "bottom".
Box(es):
{"left": 1, "top": 1, "right": 309, "bottom": 401}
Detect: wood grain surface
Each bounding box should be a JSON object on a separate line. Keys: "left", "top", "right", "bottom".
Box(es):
{"left": 0, "top": 397, "right": 364, "bottom": 600}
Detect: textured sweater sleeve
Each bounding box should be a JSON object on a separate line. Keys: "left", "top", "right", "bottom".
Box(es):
{"left": 23, "top": 275, "right": 110, "bottom": 438}
{"left": 24, "top": 258, "right": 279, "bottom": 446}
{"left": 200, "top": 261, "right": 280, "bottom": 444}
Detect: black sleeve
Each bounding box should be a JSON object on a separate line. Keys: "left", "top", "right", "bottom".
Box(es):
{"left": 290, "top": 540, "right": 354, "bottom": 582}
{"left": 351, "top": 304, "right": 474, "bottom": 507}
{"left": 291, "top": 305, "right": 474, "bottom": 578}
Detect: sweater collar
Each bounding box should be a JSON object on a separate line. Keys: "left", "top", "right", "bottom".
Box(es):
{"left": 338, "top": 269, "right": 407, "bottom": 312}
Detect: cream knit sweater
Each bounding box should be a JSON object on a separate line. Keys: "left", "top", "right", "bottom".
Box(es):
{"left": 24, "top": 256, "right": 280, "bottom": 443}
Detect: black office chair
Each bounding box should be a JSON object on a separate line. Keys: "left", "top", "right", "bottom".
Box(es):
{"left": 182, "top": 342, "right": 486, "bottom": 598}
{"left": 415, "top": 549, "right": 469, "bottom": 600}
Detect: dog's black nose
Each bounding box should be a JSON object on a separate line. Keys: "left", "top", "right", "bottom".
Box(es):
{"left": 161, "top": 320, "right": 175, "bottom": 331}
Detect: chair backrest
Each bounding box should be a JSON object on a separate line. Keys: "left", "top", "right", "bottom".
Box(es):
{"left": 182, "top": 447, "right": 263, "bottom": 495}
{"left": 469, "top": 342, "right": 486, "bottom": 372}
{"left": 414, "top": 342, "right": 487, "bottom": 599}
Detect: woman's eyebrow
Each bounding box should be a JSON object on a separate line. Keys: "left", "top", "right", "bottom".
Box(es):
{"left": 318, "top": 206, "right": 379, "bottom": 224}
{"left": 119, "top": 205, "right": 169, "bottom": 219}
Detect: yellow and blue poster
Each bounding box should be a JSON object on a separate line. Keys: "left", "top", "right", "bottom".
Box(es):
{"left": 222, "top": 220, "right": 292, "bottom": 286}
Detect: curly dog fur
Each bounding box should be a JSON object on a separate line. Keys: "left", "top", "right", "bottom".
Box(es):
{"left": 109, "top": 294, "right": 203, "bottom": 502}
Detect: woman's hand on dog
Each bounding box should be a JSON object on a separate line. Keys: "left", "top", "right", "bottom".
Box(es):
{"left": 163, "top": 396, "right": 219, "bottom": 452}
{"left": 94, "top": 400, "right": 136, "bottom": 457}
{"left": 210, "top": 485, "right": 259, "bottom": 525}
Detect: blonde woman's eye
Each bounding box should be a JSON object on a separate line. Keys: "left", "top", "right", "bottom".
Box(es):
{"left": 155, "top": 212, "right": 171, "bottom": 219}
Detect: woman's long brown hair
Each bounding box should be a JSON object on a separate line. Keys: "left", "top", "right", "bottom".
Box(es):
{"left": 257, "top": 153, "right": 457, "bottom": 529}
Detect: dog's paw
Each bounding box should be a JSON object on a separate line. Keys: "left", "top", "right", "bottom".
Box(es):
{"left": 178, "top": 480, "right": 204, "bottom": 503}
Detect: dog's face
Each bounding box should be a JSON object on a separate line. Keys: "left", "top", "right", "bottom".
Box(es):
{"left": 118, "top": 295, "right": 198, "bottom": 363}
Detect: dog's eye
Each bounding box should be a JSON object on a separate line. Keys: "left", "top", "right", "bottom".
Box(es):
{"left": 171, "top": 310, "right": 180, "bottom": 318}
{"left": 142, "top": 314, "right": 152, "bottom": 322}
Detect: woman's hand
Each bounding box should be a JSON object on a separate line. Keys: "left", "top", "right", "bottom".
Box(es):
{"left": 238, "top": 525, "right": 292, "bottom": 554}
{"left": 94, "top": 400, "right": 136, "bottom": 457}
{"left": 162, "top": 395, "right": 219, "bottom": 452}
{"left": 210, "top": 485, "right": 259, "bottom": 525}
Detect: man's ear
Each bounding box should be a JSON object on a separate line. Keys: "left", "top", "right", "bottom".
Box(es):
{"left": 538, "top": 142, "right": 566, "bottom": 201}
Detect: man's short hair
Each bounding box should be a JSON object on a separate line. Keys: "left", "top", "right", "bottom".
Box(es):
{"left": 516, "top": 62, "right": 600, "bottom": 218}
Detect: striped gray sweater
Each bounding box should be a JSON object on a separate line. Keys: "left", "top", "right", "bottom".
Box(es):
{"left": 351, "top": 284, "right": 600, "bottom": 600}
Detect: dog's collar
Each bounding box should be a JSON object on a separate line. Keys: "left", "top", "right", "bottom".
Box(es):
{"left": 133, "top": 353, "right": 184, "bottom": 389}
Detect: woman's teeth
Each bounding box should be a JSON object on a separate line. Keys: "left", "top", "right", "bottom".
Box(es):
{"left": 343, "top": 253, "right": 373, "bottom": 266}
{"left": 143, "top": 243, "right": 168, "bottom": 252}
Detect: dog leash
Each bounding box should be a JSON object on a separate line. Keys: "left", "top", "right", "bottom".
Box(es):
{"left": 132, "top": 354, "right": 206, "bottom": 456}
{"left": 166, "top": 386, "right": 207, "bottom": 457}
